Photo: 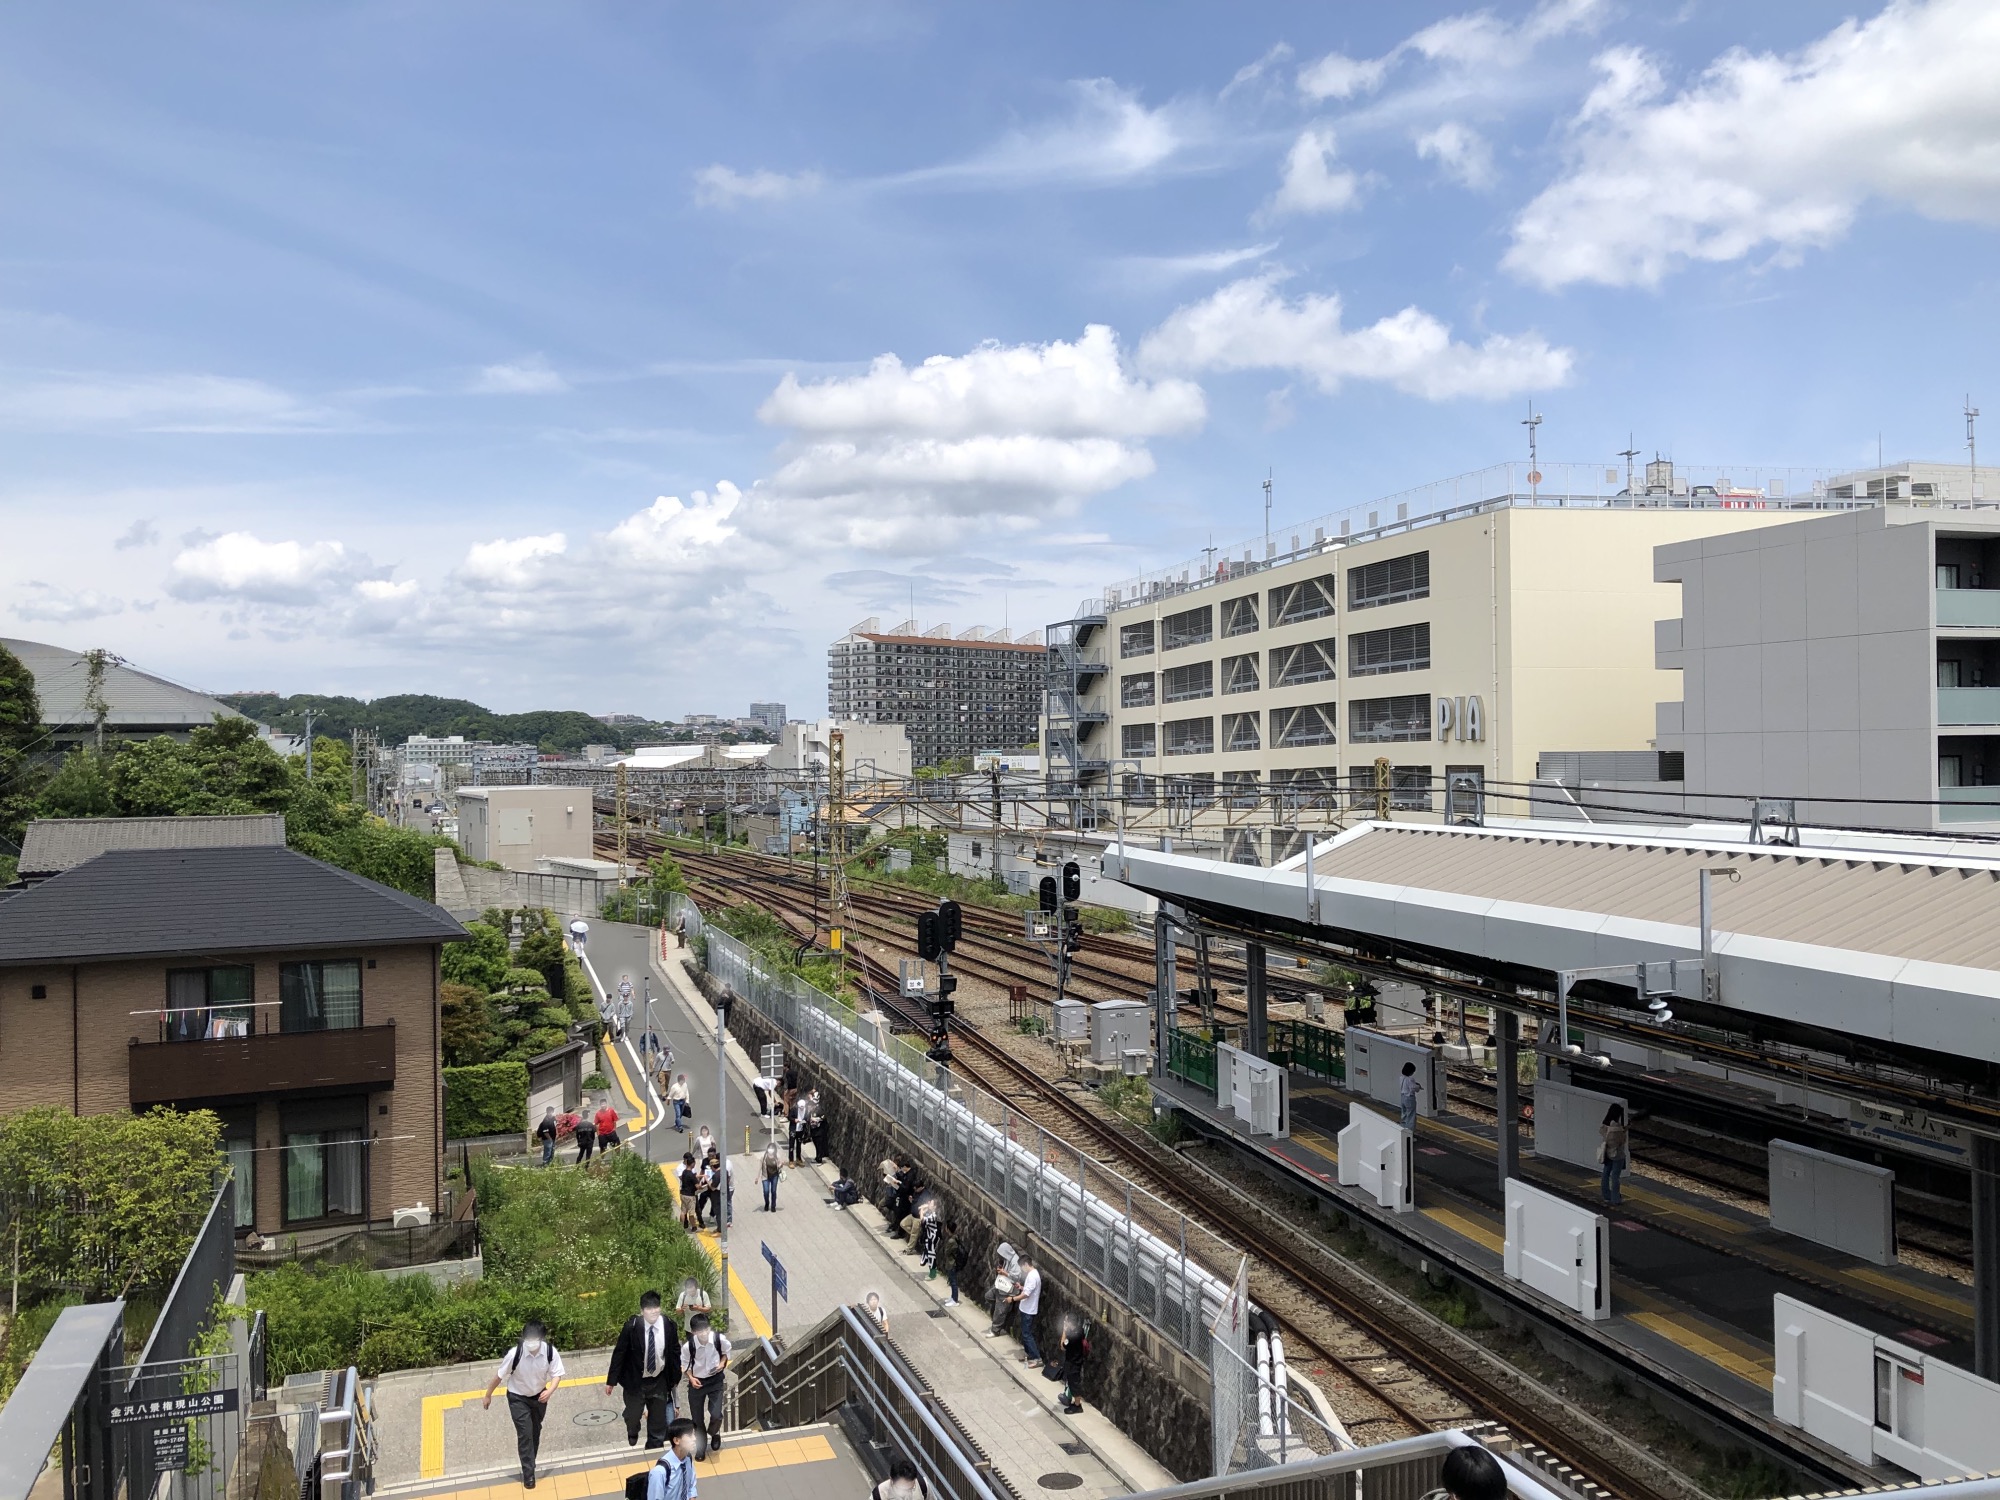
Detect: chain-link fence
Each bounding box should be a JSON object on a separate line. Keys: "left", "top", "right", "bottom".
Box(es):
{"left": 1208, "top": 1324, "right": 1350, "bottom": 1476}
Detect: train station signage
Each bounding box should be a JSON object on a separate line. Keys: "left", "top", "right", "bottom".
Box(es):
{"left": 108, "top": 1389, "right": 237, "bottom": 1425}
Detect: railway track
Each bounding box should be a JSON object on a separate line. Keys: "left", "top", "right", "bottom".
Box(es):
{"left": 642, "top": 837, "right": 1686, "bottom": 1500}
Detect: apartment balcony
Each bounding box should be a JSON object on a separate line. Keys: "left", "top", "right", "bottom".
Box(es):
{"left": 1938, "top": 589, "right": 2000, "bottom": 628}
{"left": 129, "top": 1023, "right": 398, "bottom": 1107}
{"left": 1939, "top": 688, "right": 2000, "bottom": 727}
{"left": 1941, "top": 788, "right": 2000, "bottom": 823}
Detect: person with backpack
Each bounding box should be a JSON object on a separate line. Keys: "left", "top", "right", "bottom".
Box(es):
{"left": 534, "top": 1107, "right": 560, "bottom": 1167}
{"left": 759, "top": 1142, "right": 782, "bottom": 1212}
{"left": 605, "top": 1291, "right": 681, "bottom": 1449}
{"left": 681, "top": 1314, "right": 731, "bottom": 1454}
{"left": 627, "top": 1417, "right": 699, "bottom": 1500}
{"left": 481, "top": 1319, "right": 565, "bottom": 1488}
{"left": 574, "top": 1108, "right": 598, "bottom": 1164}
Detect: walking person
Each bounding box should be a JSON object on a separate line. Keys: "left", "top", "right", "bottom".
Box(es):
{"left": 760, "top": 1142, "right": 781, "bottom": 1212}
{"left": 1056, "top": 1315, "right": 1088, "bottom": 1414}
{"left": 596, "top": 1099, "right": 623, "bottom": 1153}
{"left": 1398, "top": 1061, "right": 1423, "bottom": 1132}
{"left": 862, "top": 1291, "right": 888, "bottom": 1336}
{"left": 605, "top": 1291, "right": 681, "bottom": 1449}
{"left": 941, "top": 1220, "right": 967, "bottom": 1307}
{"left": 535, "top": 1106, "right": 560, "bottom": 1166}
{"left": 677, "top": 1154, "right": 701, "bottom": 1231}
{"left": 693, "top": 1155, "right": 717, "bottom": 1229}
{"left": 636, "top": 1418, "right": 700, "bottom": 1500}
{"left": 1598, "top": 1103, "right": 1630, "bottom": 1206}
{"left": 676, "top": 911, "right": 687, "bottom": 949}
{"left": 669, "top": 1075, "right": 690, "bottom": 1132}
{"left": 481, "top": 1319, "right": 565, "bottom": 1489}
{"left": 869, "top": 1457, "right": 927, "bottom": 1500}
{"left": 674, "top": 1275, "right": 712, "bottom": 1327}
{"left": 717, "top": 1152, "right": 734, "bottom": 1226}
{"left": 694, "top": 1123, "right": 715, "bottom": 1162}
{"left": 1011, "top": 1255, "right": 1043, "bottom": 1367}
{"left": 574, "top": 1108, "right": 598, "bottom": 1164}
{"left": 681, "top": 1314, "right": 731, "bottom": 1455}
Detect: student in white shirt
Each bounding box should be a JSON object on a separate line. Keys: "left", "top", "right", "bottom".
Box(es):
{"left": 681, "top": 1314, "right": 732, "bottom": 1454}
{"left": 482, "top": 1320, "right": 565, "bottom": 1488}
{"left": 1011, "top": 1257, "right": 1044, "bottom": 1367}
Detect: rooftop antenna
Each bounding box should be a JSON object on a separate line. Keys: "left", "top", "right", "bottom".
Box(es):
{"left": 1619, "top": 436, "right": 1640, "bottom": 497}
{"left": 1202, "top": 534, "right": 1218, "bottom": 578}
{"left": 1262, "top": 470, "right": 1274, "bottom": 554}
{"left": 1969, "top": 394, "right": 1983, "bottom": 503}
{"left": 1522, "top": 403, "right": 1543, "bottom": 500}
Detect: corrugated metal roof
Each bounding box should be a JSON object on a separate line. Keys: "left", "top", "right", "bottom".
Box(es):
{"left": 1311, "top": 826, "right": 2000, "bottom": 973}
{"left": 1, "top": 638, "right": 243, "bottom": 733}
{"left": 0, "top": 846, "right": 465, "bottom": 965}
{"left": 18, "top": 815, "right": 286, "bottom": 877}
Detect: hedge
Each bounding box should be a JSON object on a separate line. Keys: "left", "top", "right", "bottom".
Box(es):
{"left": 443, "top": 1062, "right": 529, "bottom": 1139}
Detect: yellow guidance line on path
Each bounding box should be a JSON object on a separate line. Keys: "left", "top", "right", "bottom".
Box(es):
{"left": 415, "top": 1431, "right": 837, "bottom": 1500}
{"left": 420, "top": 1378, "right": 603, "bottom": 1480}
{"left": 652, "top": 1164, "right": 774, "bottom": 1342}
{"left": 603, "top": 1038, "right": 651, "bottom": 1130}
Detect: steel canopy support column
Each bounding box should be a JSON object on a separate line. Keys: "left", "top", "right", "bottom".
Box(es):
{"left": 1976, "top": 1134, "right": 2000, "bottom": 1379}
{"left": 1496, "top": 1009, "right": 1519, "bottom": 1190}
{"left": 1246, "top": 942, "right": 1268, "bottom": 1059}
{"left": 1154, "top": 910, "right": 1176, "bottom": 1080}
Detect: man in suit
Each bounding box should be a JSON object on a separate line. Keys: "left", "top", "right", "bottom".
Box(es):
{"left": 604, "top": 1290, "right": 681, "bottom": 1449}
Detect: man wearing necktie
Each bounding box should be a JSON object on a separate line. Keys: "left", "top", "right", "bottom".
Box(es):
{"left": 606, "top": 1291, "right": 681, "bottom": 1449}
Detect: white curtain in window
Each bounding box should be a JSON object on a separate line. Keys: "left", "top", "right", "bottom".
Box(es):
{"left": 225, "top": 1140, "right": 256, "bottom": 1228}
{"left": 321, "top": 963, "right": 362, "bottom": 1030}
{"left": 326, "top": 1129, "right": 365, "bottom": 1217}
{"left": 286, "top": 1133, "right": 325, "bottom": 1222}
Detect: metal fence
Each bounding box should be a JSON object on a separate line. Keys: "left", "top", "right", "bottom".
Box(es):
{"left": 1208, "top": 1325, "right": 1349, "bottom": 1476}
{"left": 694, "top": 910, "right": 1242, "bottom": 1363}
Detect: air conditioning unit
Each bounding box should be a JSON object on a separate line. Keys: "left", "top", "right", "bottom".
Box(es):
{"left": 392, "top": 1205, "right": 433, "bottom": 1229}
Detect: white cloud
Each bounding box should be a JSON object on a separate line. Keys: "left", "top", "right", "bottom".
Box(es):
{"left": 1137, "top": 274, "right": 1573, "bottom": 400}
{"left": 1297, "top": 52, "right": 1389, "bottom": 102}
{"left": 899, "top": 79, "right": 1187, "bottom": 188}
{"left": 1507, "top": 0, "right": 2000, "bottom": 289}
{"left": 752, "top": 324, "right": 1204, "bottom": 551}
{"left": 1415, "top": 121, "right": 1496, "bottom": 189}
{"left": 166, "top": 532, "right": 382, "bottom": 605}
{"left": 0, "top": 372, "right": 331, "bottom": 433}
{"left": 1222, "top": 43, "right": 1295, "bottom": 100}
{"left": 605, "top": 487, "right": 742, "bottom": 566}
{"left": 459, "top": 533, "right": 568, "bottom": 588}
{"left": 1115, "top": 243, "right": 1279, "bottom": 283}
{"left": 1266, "top": 127, "right": 1362, "bottom": 217}
{"left": 472, "top": 357, "right": 569, "bottom": 395}
{"left": 692, "top": 165, "right": 824, "bottom": 208}
{"left": 113, "top": 519, "right": 161, "bottom": 550}
{"left": 1298, "top": 0, "right": 1600, "bottom": 105}
{"left": 14, "top": 583, "right": 125, "bottom": 624}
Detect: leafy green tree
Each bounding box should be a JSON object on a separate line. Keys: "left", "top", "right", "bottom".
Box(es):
{"left": 440, "top": 982, "right": 495, "bottom": 1066}
{"left": 0, "top": 641, "right": 42, "bottom": 847}
{"left": 103, "top": 717, "right": 292, "bottom": 815}
{"left": 441, "top": 921, "right": 509, "bottom": 991}
{"left": 30, "top": 750, "right": 117, "bottom": 819}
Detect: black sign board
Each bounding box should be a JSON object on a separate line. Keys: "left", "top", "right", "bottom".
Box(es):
{"left": 149, "top": 1422, "right": 190, "bottom": 1472}
{"left": 108, "top": 1388, "right": 238, "bottom": 1426}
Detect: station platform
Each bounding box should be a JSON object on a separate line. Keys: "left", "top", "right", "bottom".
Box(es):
{"left": 1157, "top": 1068, "right": 1975, "bottom": 1420}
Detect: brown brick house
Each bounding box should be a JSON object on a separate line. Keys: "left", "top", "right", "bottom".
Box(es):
{"left": 0, "top": 844, "right": 465, "bottom": 1235}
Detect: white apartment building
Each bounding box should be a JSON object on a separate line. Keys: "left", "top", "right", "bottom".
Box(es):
{"left": 1048, "top": 461, "right": 1863, "bottom": 853}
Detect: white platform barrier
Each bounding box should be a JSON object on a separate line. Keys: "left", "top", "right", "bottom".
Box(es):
{"left": 1774, "top": 1293, "right": 2000, "bottom": 1480}
{"left": 1345, "top": 1028, "right": 1443, "bottom": 1118}
{"left": 1502, "top": 1179, "right": 1609, "bottom": 1321}
{"left": 1531, "top": 1075, "right": 1628, "bottom": 1171}
{"left": 1769, "top": 1140, "right": 1895, "bottom": 1266}
{"left": 1337, "top": 1105, "right": 1412, "bottom": 1213}
{"left": 1216, "top": 1043, "right": 1290, "bottom": 1137}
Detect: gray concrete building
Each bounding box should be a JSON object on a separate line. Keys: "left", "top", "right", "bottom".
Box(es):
{"left": 827, "top": 619, "right": 1043, "bottom": 770}
{"left": 748, "top": 701, "right": 786, "bottom": 732}
{"left": 1654, "top": 504, "right": 2000, "bottom": 832}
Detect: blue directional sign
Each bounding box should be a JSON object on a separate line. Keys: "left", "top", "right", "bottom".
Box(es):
{"left": 761, "top": 1241, "right": 788, "bottom": 1302}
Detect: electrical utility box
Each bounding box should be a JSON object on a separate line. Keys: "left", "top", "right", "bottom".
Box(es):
{"left": 1090, "top": 1000, "right": 1148, "bottom": 1065}
{"left": 1052, "top": 999, "right": 1088, "bottom": 1042}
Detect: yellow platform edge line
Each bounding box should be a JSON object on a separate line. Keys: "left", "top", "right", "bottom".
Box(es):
{"left": 1421, "top": 1205, "right": 1505, "bottom": 1256}
{"left": 420, "top": 1433, "right": 837, "bottom": 1500}
{"left": 420, "top": 1376, "right": 604, "bottom": 1480}
{"left": 1630, "top": 1310, "right": 1774, "bottom": 1388}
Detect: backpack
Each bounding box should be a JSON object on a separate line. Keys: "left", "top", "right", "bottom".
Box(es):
{"left": 626, "top": 1455, "right": 684, "bottom": 1500}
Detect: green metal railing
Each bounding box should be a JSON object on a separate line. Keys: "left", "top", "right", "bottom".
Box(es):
{"left": 1269, "top": 1020, "right": 1344, "bottom": 1082}
{"left": 1167, "top": 1028, "right": 1217, "bottom": 1092}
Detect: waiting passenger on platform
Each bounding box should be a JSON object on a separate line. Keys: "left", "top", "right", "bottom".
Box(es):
{"left": 681, "top": 1315, "right": 731, "bottom": 1455}
{"left": 870, "top": 1457, "right": 927, "bottom": 1500}
{"left": 1399, "top": 1062, "right": 1423, "bottom": 1131}
{"left": 482, "top": 1319, "right": 564, "bottom": 1489}
{"left": 1436, "top": 1444, "right": 1508, "bottom": 1500}
{"left": 605, "top": 1290, "right": 681, "bottom": 1449}
{"left": 1598, "top": 1104, "right": 1630, "bottom": 1206}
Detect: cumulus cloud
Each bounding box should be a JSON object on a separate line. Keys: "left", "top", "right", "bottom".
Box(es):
{"left": 692, "top": 165, "right": 824, "bottom": 207}
{"left": 1415, "top": 121, "right": 1495, "bottom": 189}
{"left": 0, "top": 373, "right": 331, "bottom": 433}
{"left": 14, "top": 583, "right": 125, "bottom": 624}
{"left": 472, "top": 357, "right": 568, "bottom": 395}
{"left": 460, "top": 533, "right": 568, "bottom": 587}
{"left": 1267, "top": 127, "right": 1363, "bottom": 217}
{"left": 114, "top": 519, "right": 161, "bottom": 550}
{"left": 166, "top": 533, "right": 383, "bottom": 605}
{"left": 1137, "top": 274, "right": 1572, "bottom": 401}
{"left": 1506, "top": 0, "right": 2000, "bottom": 289}
{"left": 750, "top": 325, "right": 1204, "bottom": 551}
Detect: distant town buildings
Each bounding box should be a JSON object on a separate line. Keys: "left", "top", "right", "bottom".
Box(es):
{"left": 396, "top": 734, "right": 538, "bottom": 786}
{"left": 828, "top": 618, "right": 1044, "bottom": 770}
{"left": 749, "top": 701, "right": 787, "bottom": 732}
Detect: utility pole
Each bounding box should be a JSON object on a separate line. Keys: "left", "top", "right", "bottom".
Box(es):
{"left": 82, "top": 648, "right": 112, "bottom": 752}
{"left": 715, "top": 988, "right": 730, "bottom": 1319}
{"left": 1970, "top": 395, "right": 1983, "bottom": 504}
{"left": 1262, "top": 471, "right": 1273, "bottom": 556}
{"left": 302, "top": 707, "right": 318, "bottom": 782}
{"left": 1619, "top": 437, "right": 1641, "bottom": 498}
{"left": 990, "top": 765, "right": 1003, "bottom": 883}
{"left": 828, "top": 730, "right": 849, "bottom": 991}
{"left": 1522, "top": 403, "right": 1543, "bottom": 501}
{"left": 616, "top": 761, "right": 630, "bottom": 877}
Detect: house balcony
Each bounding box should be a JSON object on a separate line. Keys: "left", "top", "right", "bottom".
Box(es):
{"left": 1938, "top": 688, "right": 2000, "bottom": 727}
{"left": 129, "top": 1023, "right": 398, "bottom": 1107}
{"left": 1937, "top": 589, "right": 2000, "bottom": 628}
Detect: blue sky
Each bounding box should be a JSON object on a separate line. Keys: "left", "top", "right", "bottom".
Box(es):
{"left": 3, "top": 0, "right": 1997, "bottom": 718}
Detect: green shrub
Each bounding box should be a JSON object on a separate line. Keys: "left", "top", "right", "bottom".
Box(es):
{"left": 442, "top": 1062, "right": 529, "bottom": 1139}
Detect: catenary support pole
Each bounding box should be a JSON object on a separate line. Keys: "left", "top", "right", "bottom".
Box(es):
{"left": 1495, "top": 1009, "right": 1519, "bottom": 1189}
{"left": 717, "top": 991, "right": 730, "bottom": 1317}
{"left": 1245, "top": 943, "right": 1268, "bottom": 1059}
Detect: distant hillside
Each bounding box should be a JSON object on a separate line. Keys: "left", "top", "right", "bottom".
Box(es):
{"left": 217, "top": 692, "right": 751, "bottom": 755}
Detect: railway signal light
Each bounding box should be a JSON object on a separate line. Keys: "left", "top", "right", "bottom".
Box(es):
{"left": 1038, "top": 876, "right": 1058, "bottom": 913}
{"left": 917, "top": 911, "right": 942, "bottom": 961}
{"left": 938, "top": 900, "right": 963, "bottom": 952}
{"left": 1062, "top": 861, "right": 1081, "bottom": 904}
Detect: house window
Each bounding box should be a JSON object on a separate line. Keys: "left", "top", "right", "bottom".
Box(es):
{"left": 1349, "top": 622, "right": 1431, "bottom": 676}
{"left": 1221, "top": 770, "right": 1259, "bottom": 808}
{"left": 1270, "top": 639, "right": 1336, "bottom": 686}
{"left": 1221, "top": 594, "right": 1259, "bottom": 637}
{"left": 1272, "top": 703, "right": 1338, "bottom": 748}
{"left": 1267, "top": 574, "right": 1337, "bottom": 626}
{"left": 224, "top": 1138, "right": 256, "bottom": 1229}
{"left": 1162, "top": 661, "right": 1214, "bottom": 702}
{"left": 164, "top": 965, "right": 256, "bottom": 1041}
{"left": 1391, "top": 765, "right": 1435, "bottom": 810}
{"left": 1348, "top": 551, "right": 1430, "bottom": 610}
{"left": 1122, "top": 723, "right": 1157, "bottom": 758}
{"left": 1222, "top": 711, "right": 1261, "bottom": 752}
{"left": 1163, "top": 716, "right": 1214, "bottom": 756}
{"left": 1350, "top": 693, "right": 1431, "bottom": 742}
{"left": 1162, "top": 606, "right": 1213, "bottom": 651}
{"left": 284, "top": 1130, "right": 366, "bottom": 1222}
{"left": 1120, "top": 621, "right": 1156, "bottom": 658}
{"left": 280, "top": 960, "right": 363, "bottom": 1033}
{"left": 1222, "top": 653, "right": 1260, "bottom": 695}
{"left": 1121, "top": 672, "right": 1156, "bottom": 708}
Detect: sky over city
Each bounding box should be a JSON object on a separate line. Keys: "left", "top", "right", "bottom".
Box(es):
{"left": 4, "top": 0, "right": 1999, "bottom": 718}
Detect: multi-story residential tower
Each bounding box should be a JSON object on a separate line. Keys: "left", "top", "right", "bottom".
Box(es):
{"left": 827, "top": 619, "right": 1045, "bottom": 771}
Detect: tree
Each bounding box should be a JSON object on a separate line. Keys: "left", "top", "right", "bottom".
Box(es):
{"left": 441, "top": 983, "right": 495, "bottom": 1067}
{"left": 0, "top": 642, "right": 43, "bottom": 847}
{"left": 441, "top": 921, "right": 509, "bottom": 992}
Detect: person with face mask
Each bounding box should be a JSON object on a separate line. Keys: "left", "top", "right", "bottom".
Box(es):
{"left": 625, "top": 1417, "right": 700, "bottom": 1500}
{"left": 606, "top": 1290, "right": 681, "bottom": 1449}
{"left": 680, "top": 1313, "right": 731, "bottom": 1454}
{"left": 482, "top": 1319, "right": 565, "bottom": 1488}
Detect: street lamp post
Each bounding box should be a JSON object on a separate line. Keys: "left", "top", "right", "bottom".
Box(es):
{"left": 716, "top": 990, "right": 731, "bottom": 1322}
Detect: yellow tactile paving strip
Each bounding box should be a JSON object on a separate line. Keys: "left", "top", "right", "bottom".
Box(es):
{"left": 412, "top": 1433, "right": 838, "bottom": 1500}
